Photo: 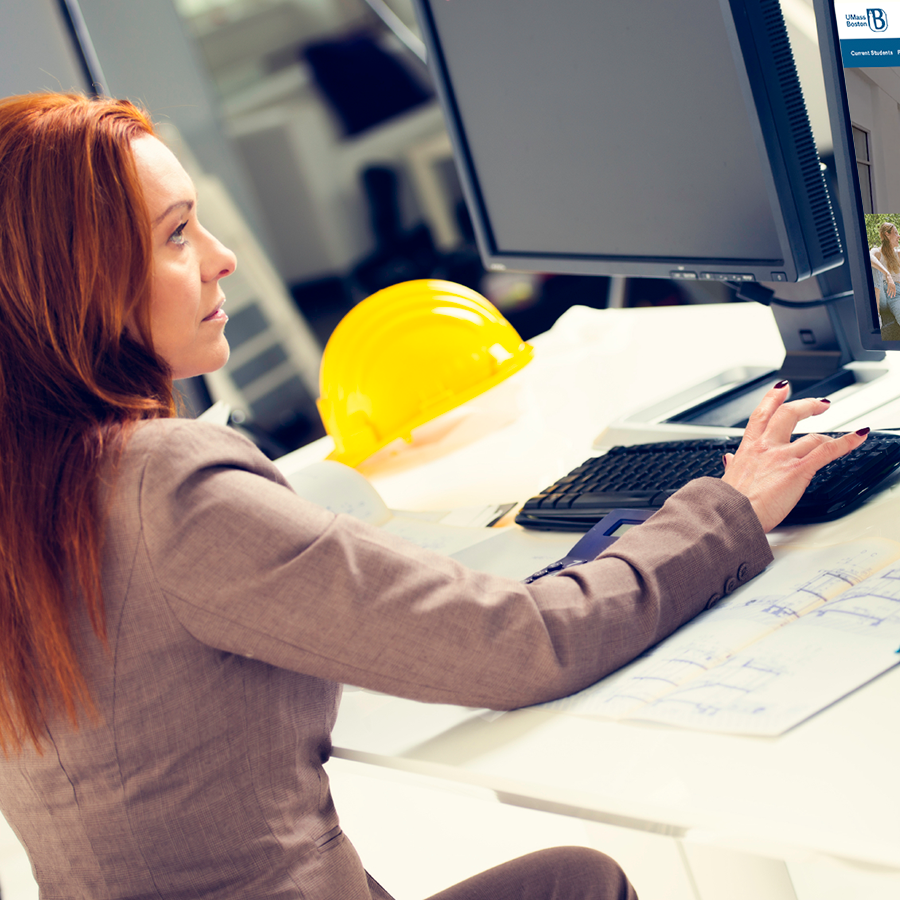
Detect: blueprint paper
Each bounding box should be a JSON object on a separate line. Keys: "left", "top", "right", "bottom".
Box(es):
{"left": 541, "top": 540, "right": 900, "bottom": 734}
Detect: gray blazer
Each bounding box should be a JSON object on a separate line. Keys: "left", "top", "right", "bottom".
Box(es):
{"left": 0, "top": 420, "right": 772, "bottom": 899}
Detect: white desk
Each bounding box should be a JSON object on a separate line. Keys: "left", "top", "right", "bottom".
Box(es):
{"left": 280, "top": 302, "right": 900, "bottom": 900}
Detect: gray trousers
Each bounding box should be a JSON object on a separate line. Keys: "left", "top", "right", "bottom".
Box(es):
{"left": 423, "top": 847, "right": 638, "bottom": 900}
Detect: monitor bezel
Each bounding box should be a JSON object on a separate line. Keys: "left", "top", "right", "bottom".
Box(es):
{"left": 412, "top": 0, "right": 843, "bottom": 285}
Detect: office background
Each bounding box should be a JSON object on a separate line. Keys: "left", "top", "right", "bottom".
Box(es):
{"left": 3, "top": 3, "right": 896, "bottom": 899}
{"left": 3, "top": 0, "right": 745, "bottom": 456}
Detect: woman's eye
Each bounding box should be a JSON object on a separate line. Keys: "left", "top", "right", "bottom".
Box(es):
{"left": 169, "top": 222, "right": 188, "bottom": 246}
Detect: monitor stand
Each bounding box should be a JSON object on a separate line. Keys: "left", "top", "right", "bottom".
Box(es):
{"left": 595, "top": 294, "right": 891, "bottom": 449}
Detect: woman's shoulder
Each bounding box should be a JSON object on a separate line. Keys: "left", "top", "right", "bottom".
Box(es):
{"left": 128, "top": 416, "right": 242, "bottom": 457}
{"left": 124, "top": 417, "right": 286, "bottom": 486}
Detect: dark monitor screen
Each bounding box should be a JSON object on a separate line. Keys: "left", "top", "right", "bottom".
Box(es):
{"left": 414, "top": 0, "right": 843, "bottom": 285}
{"left": 817, "top": 0, "right": 900, "bottom": 350}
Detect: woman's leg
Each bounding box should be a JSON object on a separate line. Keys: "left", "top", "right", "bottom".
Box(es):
{"left": 423, "top": 846, "right": 637, "bottom": 900}
{"left": 879, "top": 284, "right": 900, "bottom": 340}
{"left": 883, "top": 280, "right": 900, "bottom": 324}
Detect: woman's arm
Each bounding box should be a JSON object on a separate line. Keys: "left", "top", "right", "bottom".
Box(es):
{"left": 132, "top": 423, "right": 766, "bottom": 710}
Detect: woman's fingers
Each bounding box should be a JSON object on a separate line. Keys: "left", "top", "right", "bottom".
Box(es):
{"left": 723, "top": 382, "right": 870, "bottom": 531}
{"left": 771, "top": 430, "right": 830, "bottom": 460}
{"left": 788, "top": 428, "right": 869, "bottom": 470}
{"left": 745, "top": 382, "right": 832, "bottom": 443}
{"left": 730, "top": 425, "right": 868, "bottom": 470}
{"left": 742, "top": 380, "right": 791, "bottom": 440}
{"left": 769, "top": 396, "right": 833, "bottom": 437}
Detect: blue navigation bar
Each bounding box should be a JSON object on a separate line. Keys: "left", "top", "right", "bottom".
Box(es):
{"left": 842, "top": 37, "right": 900, "bottom": 66}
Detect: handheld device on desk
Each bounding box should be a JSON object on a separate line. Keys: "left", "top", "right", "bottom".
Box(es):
{"left": 523, "top": 509, "right": 655, "bottom": 583}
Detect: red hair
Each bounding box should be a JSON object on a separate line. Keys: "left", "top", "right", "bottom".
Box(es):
{"left": 0, "top": 93, "right": 175, "bottom": 752}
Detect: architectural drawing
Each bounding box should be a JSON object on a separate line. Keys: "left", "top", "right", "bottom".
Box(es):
{"left": 542, "top": 539, "right": 900, "bottom": 734}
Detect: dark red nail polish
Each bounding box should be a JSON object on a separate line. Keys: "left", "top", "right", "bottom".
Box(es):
{"left": 774, "top": 379, "right": 789, "bottom": 389}
{"left": 818, "top": 398, "right": 831, "bottom": 404}
{"left": 856, "top": 427, "right": 870, "bottom": 436}
{"left": 722, "top": 454, "right": 728, "bottom": 467}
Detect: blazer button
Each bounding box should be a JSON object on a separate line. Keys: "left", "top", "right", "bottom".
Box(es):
{"left": 737, "top": 563, "right": 749, "bottom": 581}
{"left": 724, "top": 576, "right": 738, "bottom": 594}
{"left": 706, "top": 593, "right": 722, "bottom": 609}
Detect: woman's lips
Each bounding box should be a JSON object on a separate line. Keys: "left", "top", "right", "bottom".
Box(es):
{"left": 203, "top": 301, "right": 227, "bottom": 322}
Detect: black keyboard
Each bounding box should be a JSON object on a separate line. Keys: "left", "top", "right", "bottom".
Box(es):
{"left": 516, "top": 432, "right": 900, "bottom": 530}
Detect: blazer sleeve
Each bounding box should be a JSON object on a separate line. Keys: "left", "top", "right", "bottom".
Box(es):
{"left": 136, "top": 421, "right": 773, "bottom": 710}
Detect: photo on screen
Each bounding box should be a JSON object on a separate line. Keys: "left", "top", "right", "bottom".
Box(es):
{"left": 866, "top": 213, "right": 900, "bottom": 339}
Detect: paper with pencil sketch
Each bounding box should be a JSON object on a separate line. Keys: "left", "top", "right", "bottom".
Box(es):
{"left": 281, "top": 460, "right": 575, "bottom": 567}
{"left": 282, "top": 460, "right": 498, "bottom": 555}
{"left": 540, "top": 539, "right": 900, "bottom": 735}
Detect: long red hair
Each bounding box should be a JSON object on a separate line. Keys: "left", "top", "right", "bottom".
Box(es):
{"left": 0, "top": 93, "right": 175, "bottom": 752}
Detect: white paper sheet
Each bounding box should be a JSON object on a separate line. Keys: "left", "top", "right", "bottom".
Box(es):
{"left": 283, "top": 460, "right": 513, "bottom": 557}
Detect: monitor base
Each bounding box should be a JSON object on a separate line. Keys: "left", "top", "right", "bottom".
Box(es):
{"left": 594, "top": 360, "right": 891, "bottom": 449}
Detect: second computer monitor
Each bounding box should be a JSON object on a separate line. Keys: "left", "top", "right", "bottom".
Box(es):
{"left": 817, "top": 0, "right": 900, "bottom": 350}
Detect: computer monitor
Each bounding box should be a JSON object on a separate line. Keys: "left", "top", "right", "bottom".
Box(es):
{"left": 412, "top": 0, "right": 895, "bottom": 440}
{"left": 413, "top": 0, "right": 843, "bottom": 283}
{"left": 815, "top": 0, "right": 900, "bottom": 351}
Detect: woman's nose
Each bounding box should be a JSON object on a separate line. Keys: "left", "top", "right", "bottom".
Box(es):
{"left": 202, "top": 228, "right": 237, "bottom": 282}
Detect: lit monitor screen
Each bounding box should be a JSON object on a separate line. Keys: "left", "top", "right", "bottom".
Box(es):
{"left": 817, "top": 0, "right": 900, "bottom": 349}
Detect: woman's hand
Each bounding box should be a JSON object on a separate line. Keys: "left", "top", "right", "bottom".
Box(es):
{"left": 721, "top": 381, "right": 869, "bottom": 532}
{"left": 887, "top": 274, "right": 897, "bottom": 299}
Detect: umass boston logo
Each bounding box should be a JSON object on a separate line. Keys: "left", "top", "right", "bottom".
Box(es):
{"left": 845, "top": 8, "right": 888, "bottom": 30}
{"left": 868, "top": 8, "right": 888, "bottom": 31}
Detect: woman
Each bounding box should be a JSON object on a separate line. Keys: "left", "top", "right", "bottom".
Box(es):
{"left": 870, "top": 221, "right": 900, "bottom": 330}
{"left": 0, "top": 93, "right": 868, "bottom": 900}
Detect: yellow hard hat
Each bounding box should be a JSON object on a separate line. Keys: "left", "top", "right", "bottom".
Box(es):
{"left": 317, "top": 279, "right": 533, "bottom": 467}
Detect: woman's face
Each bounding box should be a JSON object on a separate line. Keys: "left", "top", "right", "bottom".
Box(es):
{"left": 131, "top": 136, "right": 237, "bottom": 380}
{"left": 890, "top": 227, "right": 899, "bottom": 249}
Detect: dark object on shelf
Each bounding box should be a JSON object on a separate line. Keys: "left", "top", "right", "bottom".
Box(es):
{"left": 290, "top": 276, "right": 355, "bottom": 347}
{"left": 353, "top": 165, "right": 440, "bottom": 295}
{"left": 516, "top": 432, "right": 900, "bottom": 530}
{"left": 303, "top": 33, "right": 433, "bottom": 137}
